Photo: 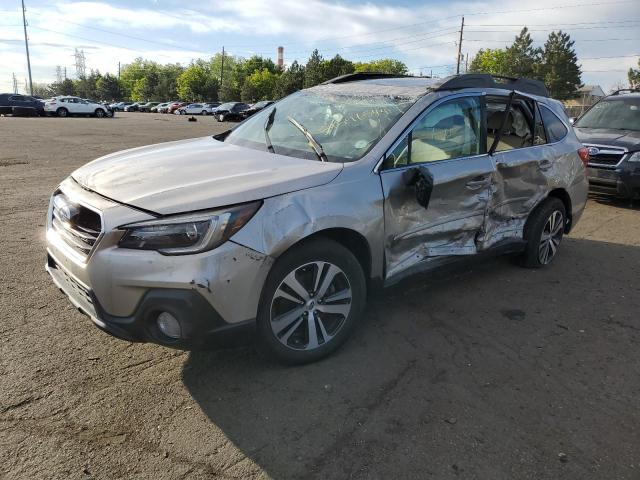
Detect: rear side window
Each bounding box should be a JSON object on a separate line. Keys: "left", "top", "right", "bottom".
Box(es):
{"left": 540, "top": 106, "right": 568, "bottom": 143}
{"left": 486, "top": 98, "right": 534, "bottom": 152}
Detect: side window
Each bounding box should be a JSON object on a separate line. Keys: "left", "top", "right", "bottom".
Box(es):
{"left": 410, "top": 97, "right": 481, "bottom": 164}
{"left": 486, "top": 99, "right": 534, "bottom": 152}
{"left": 540, "top": 106, "right": 568, "bottom": 143}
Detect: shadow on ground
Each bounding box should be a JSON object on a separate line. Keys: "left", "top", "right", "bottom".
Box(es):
{"left": 182, "top": 238, "right": 640, "bottom": 479}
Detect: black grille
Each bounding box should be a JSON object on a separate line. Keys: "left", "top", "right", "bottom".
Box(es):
{"left": 51, "top": 192, "right": 102, "bottom": 258}
{"left": 586, "top": 145, "right": 625, "bottom": 169}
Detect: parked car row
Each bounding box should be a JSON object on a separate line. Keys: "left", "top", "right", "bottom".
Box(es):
{"left": 108, "top": 99, "right": 275, "bottom": 122}
{"left": 0, "top": 93, "right": 44, "bottom": 116}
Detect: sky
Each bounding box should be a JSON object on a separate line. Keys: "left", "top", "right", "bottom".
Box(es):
{"left": 0, "top": 0, "right": 638, "bottom": 94}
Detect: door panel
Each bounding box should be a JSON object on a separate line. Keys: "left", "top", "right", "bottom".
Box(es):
{"left": 381, "top": 155, "right": 494, "bottom": 279}
{"left": 480, "top": 98, "right": 551, "bottom": 248}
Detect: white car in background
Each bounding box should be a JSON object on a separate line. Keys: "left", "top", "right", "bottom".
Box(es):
{"left": 44, "top": 96, "right": 110, "bottom": 118}
{"left": 175, "top": 103, "right": 214, "bottom": 115}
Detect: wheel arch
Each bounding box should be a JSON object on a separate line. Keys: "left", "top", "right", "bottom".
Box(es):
{"left": 547, "top": 188, "right": 572, "bottom": 232}
{"left": 280, "top": 228, "right": 373, "bottom": 283}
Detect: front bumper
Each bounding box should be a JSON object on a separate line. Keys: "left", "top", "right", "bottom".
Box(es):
{"left": 587, "top": 163, "right": 640, "bottom": 198}
{"left": 45, "top": 178, "right": 273, "bottom": 349}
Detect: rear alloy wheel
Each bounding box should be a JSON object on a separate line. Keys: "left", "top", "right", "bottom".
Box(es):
{"left": 180, "top": 110, "right": 186, "bottom": 115}
{"left": 56, "top": 107, "right": 68, "bottom": 118}
{"left": 521, "top": 198, "right": 566, "bottom": 268}
{"left": 201, "top": 110, "right": 208, "bottom": 115}
{"left": 95, "top": 108, "right": 105, "bottom": 118}
{"left": 257, "top": 238, "right": 366, "bottom": 364}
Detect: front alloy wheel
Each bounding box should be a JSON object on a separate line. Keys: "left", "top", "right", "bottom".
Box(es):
{"left": 270, "top": 262, "right": 352, "bottom": 351}
{"left": 257, "top": 238, "right": 366, "bottom": 364}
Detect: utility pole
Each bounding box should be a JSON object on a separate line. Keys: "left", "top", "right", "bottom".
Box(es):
{"left": 220, "top": 46, "right": 225, "bottom": 89}
{"left": 456, "top": 16, "right": 464, "bottom": 75}
{"left": 12, "top": 73, "right": 18, "bottom": 94}
{"left": 21, "top": 0, "right": 33, "bottom": 95}
{"left": 118, "top": 61, "right": 121, "bottom": 79}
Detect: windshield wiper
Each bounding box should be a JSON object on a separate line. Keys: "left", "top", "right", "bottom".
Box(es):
{"left": 287, "top": 115, "right": 328, "bottom": 162}
{"left": 264, "top": 107, "right": 276, "bottom": 153}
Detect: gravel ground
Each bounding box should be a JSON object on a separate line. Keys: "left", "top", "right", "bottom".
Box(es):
{"left": 1, "top": 113, "right": 639, "bottom": 480}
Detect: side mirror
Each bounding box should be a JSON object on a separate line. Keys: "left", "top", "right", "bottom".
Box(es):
{"left": 569, "top": 117, "right": 576, "bottom": 125}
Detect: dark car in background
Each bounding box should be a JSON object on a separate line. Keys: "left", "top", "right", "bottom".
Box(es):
{"left": 573, "top": 89, "right": 640, "bottom": 199}
{"left": 110, "top": 101, "right": 133, "bottom": 111}
{"left": 214, "top": 102, "right": 250, "bottom": 122}
{"left": 138, "top": 102, "right": 161, "bottom": 112}
{"left": 240, "top": 100, "right": 274, "bottom": 119}
{"left": 124, "top": 102, "right": 140, "bottom": 112}
{"left": 0, "top": 93, "right": 44, "bottom": 116}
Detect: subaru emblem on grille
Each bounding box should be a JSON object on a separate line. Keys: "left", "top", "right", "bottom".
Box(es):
{"left": 587, "top": 147, "right": 600, "bottom": 156}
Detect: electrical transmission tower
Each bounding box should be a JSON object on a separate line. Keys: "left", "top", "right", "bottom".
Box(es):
{"left": 12, "top": 73, "right": 18, "bottom": 94}
{"left": 74, "top": 48, "right": 86, "bottom": 78}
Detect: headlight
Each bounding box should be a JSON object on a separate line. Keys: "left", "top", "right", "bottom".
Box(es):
{"left": 628, "top": 151, "right": 640, "bottom": 162}
{"left": 118, "top": 201, "right": 261, "bottom": 255}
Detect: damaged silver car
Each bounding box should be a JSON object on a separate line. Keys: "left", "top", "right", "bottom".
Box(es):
{"left": 46, "top": 73, "right": 588, "bottom": 364}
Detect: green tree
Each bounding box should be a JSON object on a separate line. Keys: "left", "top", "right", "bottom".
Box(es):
{"left": 540, "top": 31, "right": 582, "bottom": 100}
{"left": 304, "top": 49, "right": 324, "bottom": 88}
{"left": 155, "top": 63, "right": 184, "bottom": 100}
{"left": 74, "top": 70, "right": 101, "bottom": 99}
{"left": 629, "top": 59, "right": 640, "bottom": 88}
{"left": 209, "top": 52, "right": 241, "bottom": 100}
{"left": 96, "top": 73, "right": 122, "bottom": 101}
{"left": 176, "top": 64, "right": 219, "bottom": 101}
{"left": 468, "top": 48, "right": 510, "bottom": 76}
{"left": 49, "top": 78, "right": 75, "bottom": 96}
{"left": 31, "top": 82, "right": 53, "bottom": 98}
{"left": 120, "top": 58, "right": 161, "bottom": 100}
{"left": 241, "top": 68, "right": 279, "bottom": 102}
{"left": 506, "top": 27, "right": 542, "bottom": 79}
{"left": 354, "top": 59, "right": 408, "bottom": 75}
{"left": 275, "top": 60, "right": 305, "bottom": 98}
{"left": 322, "top": 54, "right": 355, "bottom": 81}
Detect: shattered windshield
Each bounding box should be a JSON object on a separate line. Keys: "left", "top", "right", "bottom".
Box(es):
{"left": 575, "top": 97, "right": 640, "bottom": 132}
{"left": 224, "top": 87, "right": 420, "bottom": 162}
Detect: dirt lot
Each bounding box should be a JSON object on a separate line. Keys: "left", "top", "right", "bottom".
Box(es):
{"left": 1, "top": 112, "right": 639, "bottom": 480}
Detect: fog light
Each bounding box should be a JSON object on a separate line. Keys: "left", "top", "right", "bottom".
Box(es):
{"left": 157, "top": 312, "right": 181, "bottom": 339}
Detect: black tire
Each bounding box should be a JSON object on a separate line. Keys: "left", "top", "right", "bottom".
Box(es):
{"left": 201, "top": 110, "right": 207, "bottom": 115}
{"left": 180, "top": 110, "right": 186, "bottom": 115}
{"left": 95, "top": 108, "right": 105, "bottom": 118}
{"left": 56, "top": 107, "right": 68, "bottom": 118}
{"left": 520, "top": 197, "right": 566, "bottom": 268}
{"left": 256, "top": 238, "right": 366, "bottom": 364}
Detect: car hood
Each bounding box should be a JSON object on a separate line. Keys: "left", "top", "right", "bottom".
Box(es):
{"left": 71, "top": 136, "right": 343, "bottom": 215}
{"left": 574, "top": 127, "right": 640, "bottom": 151}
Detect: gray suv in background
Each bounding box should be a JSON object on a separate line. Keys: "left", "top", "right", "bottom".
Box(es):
{"left": 46, "top": 73, "right": 588, "bottom": 364}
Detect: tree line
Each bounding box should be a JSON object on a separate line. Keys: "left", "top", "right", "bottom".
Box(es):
{"left": 468, "top": 28, "right": 582, "bottom": 99}
{"left": 32, "top": 52, "right": 408, "bottom": 103}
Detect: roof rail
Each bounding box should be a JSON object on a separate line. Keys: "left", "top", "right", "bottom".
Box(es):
{"left": 609, "top": 88, "right": 640, "bottom": 96}
{"left": 321, "top": 72, "right": 413, "bottom": 85}
{"left": 432, "top": 74, "right": 549, "bottom": 97}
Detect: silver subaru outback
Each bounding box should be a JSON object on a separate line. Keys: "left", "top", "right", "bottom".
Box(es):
{"left": 46, "top": 73, "right": 588, "bottom": 364}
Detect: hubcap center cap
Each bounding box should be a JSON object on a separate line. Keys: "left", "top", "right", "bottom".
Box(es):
{"left": 306, "top": 299, "right": 316, "bottom": 310}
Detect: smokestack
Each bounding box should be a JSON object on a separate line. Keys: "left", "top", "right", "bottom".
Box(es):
{"left": 277, "top": 46, "right": 284, "bottom": 69}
